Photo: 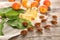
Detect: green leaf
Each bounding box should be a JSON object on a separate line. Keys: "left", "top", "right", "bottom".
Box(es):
{"left": 0, "top": 18, "right": 6, "bottom": 36}
{"left": 5, "top": 9, "right": 19, "bottom": 19}
{"left": 0, "top": 22, "right": 4, "bottom": 36}
{"left": 0, "top": 7, "right": 25, "bottom": 18}
{"left": 7, "top": 19, "right": 19, "bottom": 29}
{"left": 7, "top": 18, "right": 32, "bottom": 29}
{"left": 16, "top": 9, "right": 25, "bottom": 13}
{"left": 0, "top": 7, "right": 12, "bottom": 13}
{"left": 0, "top": 12, "right": 4, "bottom": 17}
{"left": 0, "top": 7, "right": 12, "bottom": 18}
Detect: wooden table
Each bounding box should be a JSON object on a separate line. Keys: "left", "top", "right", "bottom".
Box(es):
{"left": 9, "top": 10, "right": 60, "bottom": 40}
{"left": 0, "top": 0, "right": 60, "bottom": 40}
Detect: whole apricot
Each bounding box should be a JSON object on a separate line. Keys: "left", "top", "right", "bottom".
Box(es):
{"left": 22, "top": 2, "right": 27, "bottom": 8}
{"left": 22, "top": 0, "right": 28, "bottom": 3}
{"left": 44, "top": 0, "right": 49, "bottom": 1}
{"left": 31, "top": 1, "right": 39, "bottom": 8}
{"left": 8, "top": 0, "right": 15, "bottom": 2}
{"left": 34, "top": 0, "right": 40, "bottom": 3}
{"left": 43, "top": 0, "right": 51, "bottom": 7}
{"left": 22, "top": 0, "right": 28, "bottom": 8}
{"left": 12, "top": 3, "right": 21, "bottom": 10}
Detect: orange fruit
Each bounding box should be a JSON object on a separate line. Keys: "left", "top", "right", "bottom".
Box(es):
{"left": 43, "top": 0, "right": 51, "bottom": 7}
{"left": 39, "top": 5, "right": 48, "bottom": 14}
{"left": 34, "top": 0, "right": 40, "bottom": 3}
{"left": 12, "top": 3, "right": 21, "bottom": 10}
{"left": 44, "top": 0, "right": 49, "bottom": 1}
{"left": 31, "top": 1, "right": 39, "bottom": 8}
{"left": 8, "top": 0, "right": 15, "bottom": 2}
{"left": 22, "top": 0, "right": 28, "bottom": 8}
{"left": 22, "top": 2, "right": 27, "bottom": 8}
{"left": 22, "top": 0, "right": 27, "bottom": 3}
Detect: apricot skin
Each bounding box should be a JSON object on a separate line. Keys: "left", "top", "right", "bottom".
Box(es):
{"left": 43, "top": 0, "right": 51, "bottom": 7}
{"left": 34, "top": 0, "right": 40, "bottom": 3}
{"left": 31, "top": 1, "right": 39, "bottom": 8}
{"left": 8, "top": 0, "right": 15, "bottom": 2}
{"left": 12, "top": 3, "right": 21, "bottom": 10}
{"left": 22, "top": 0, "right": 28, "bottom": 8}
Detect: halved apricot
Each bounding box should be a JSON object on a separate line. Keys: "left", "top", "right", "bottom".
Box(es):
{"left": 39, "top": 5, "right": 48, "bottom": 14}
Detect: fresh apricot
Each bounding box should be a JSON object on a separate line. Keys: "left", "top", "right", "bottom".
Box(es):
{"left": 44, "top": 0, "right": 49, "bottom": 1}
{"left": 31, "top": 1, "right": 39, "bottom": 8}
{"left": 22, "top": 2, "right": 31, "bottom": 8}
{"left": 34, "top": 0, "right": 40, "bottom": 3}
{"left": 22, "top": 0, "right": 28, "bottom": 8}
{"left": 22, "top": 0, "right": 28, "bottom": 3}
{"left": 43, "top": 0, "right": 51, "bottom": 7}
{"left": 8, "top": 0, "right": 15, "bottom": 2}
{"left": 22, "top": 2, "right": 27, "bottom": 8}
{"left": 39, "top": 5, "right": 48, "bottom": 14}
{"left": 12, "top": 3, "right": 21, "bottom": 10}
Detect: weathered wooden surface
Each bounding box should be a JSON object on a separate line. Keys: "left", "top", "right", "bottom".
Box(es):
{"left": 9, "top": 10, "right": 60, "bottom": 40}
{"left": 0, "top": 0, "right": 60, "bottom": 40}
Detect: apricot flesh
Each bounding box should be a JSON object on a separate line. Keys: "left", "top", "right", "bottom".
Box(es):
{"left": 39, "top": 5, "right": 48, "bottom": 14}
